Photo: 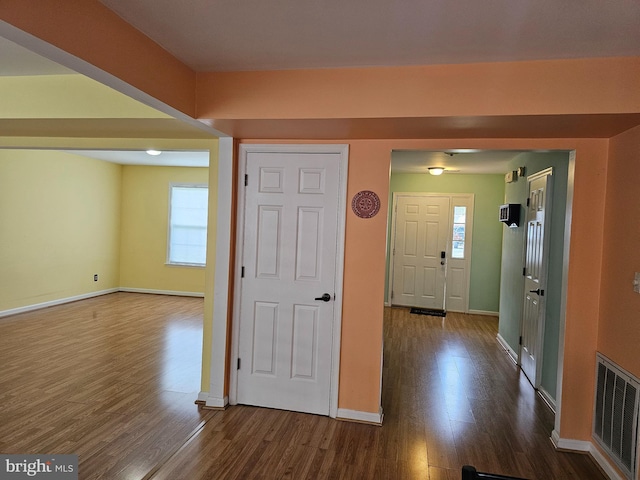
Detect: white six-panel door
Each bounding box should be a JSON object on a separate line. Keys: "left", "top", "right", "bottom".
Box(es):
{"left": 392, "top": 195, "right": 451, "bottom": 310}
{"left": 236, "top": 149, "right": 344, "bottom": 416}
{"left": 521, "top": 168, "right": 553, "bottom": 388}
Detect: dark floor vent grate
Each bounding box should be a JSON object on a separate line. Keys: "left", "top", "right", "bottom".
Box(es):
{"left": 593, "top": 353, "right": 640, "bottom": 480}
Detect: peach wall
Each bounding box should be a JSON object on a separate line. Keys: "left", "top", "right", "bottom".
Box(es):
{"left": 0, "top": 0, "right": 196, "bottom": 117}
{"left": 559, "top": 140, "right": 608, "bottom": 440}
{"left": 599, "top": 125, "right": 640, "bottom": 376}
{"left": 339, "top": 142, "right": 391, "bottom": 412}
{"left": 198, "top": 58, "right": 640, "bottom": 120}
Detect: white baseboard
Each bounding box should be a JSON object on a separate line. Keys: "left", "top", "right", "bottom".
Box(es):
{"left": 550, "top": 431, "right": 624, "bottom": 480}
{"left": 496, "top": 333, "right": 518, "bottom": 364}
{"left": 468, "top": 309, "right": 499, "bottom": 316}
{"left": 588, "top": 443, "right": 625, "bottom": 480}
{"left": 0, "top": 288, "right": 119, "bottom": 319}
{"left": 551, "top": 430, "right": 590, "bottom": 452}
{"left": 1, "top": 288, "right": 204, "bottom": 320}
{"left": 119, "top": 287, "right": 204, "bottom": 297}
{"left": 196, "top": 392, "right": 228, "bottom": 409}
{"left": 336, "top": 408, "right": 383, "bottom": 426}
{"left": 537, "top": 387, "right": 556, "bottom": 413}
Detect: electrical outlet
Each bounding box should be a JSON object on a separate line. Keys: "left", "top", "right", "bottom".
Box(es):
{"left": 94, "top": 274, "right": 98, "bottom": 282}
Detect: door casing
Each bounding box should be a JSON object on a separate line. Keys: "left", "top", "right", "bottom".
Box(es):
{"left": 229, "top": 144, "right": 349, "bottom": 418}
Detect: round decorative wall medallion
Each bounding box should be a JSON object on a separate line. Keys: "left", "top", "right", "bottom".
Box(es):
{"left": 352, "top": 190, "right": 381, "bottom": 218}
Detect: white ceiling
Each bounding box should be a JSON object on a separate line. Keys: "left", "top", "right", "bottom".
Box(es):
{"left": 391, "top": 150, "right": 528, "bottom": 175}
{"left": 64, "top": 150, "right": 209, "bottom": 167}
{"left": 99, "top": 0, "right": 640, "bottom": 72}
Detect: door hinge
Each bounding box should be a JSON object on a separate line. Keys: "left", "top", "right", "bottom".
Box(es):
{"left": 391, "top": 291, "right": 394, "bottom": 299}
{"left": 241, "top": 266, "right": 245, "bottom": 278}
{"left": 237, "top": 358, "right": 241, "bottom": 370}
{"left": 244, "top": 174, "right": 248, "bottom": 186}
{"left": 526, "top": 198, "right": 530, "bottom": 207}
{"left": 519, "top": 336, "right": 522, "bottom": 345}
{"left": 523, "top": 267, "right": 526, "bottom": 276}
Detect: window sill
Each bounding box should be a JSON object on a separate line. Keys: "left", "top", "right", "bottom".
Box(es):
{"left": 165, "top": 262, "right": 206, "bottom": 269}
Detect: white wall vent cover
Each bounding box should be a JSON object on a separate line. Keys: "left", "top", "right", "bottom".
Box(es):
{"left": 594, "top": 353, "right": 640, "bottom": 480}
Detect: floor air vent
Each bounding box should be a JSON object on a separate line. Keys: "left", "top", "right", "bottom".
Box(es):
{"left": 594, "top": 353, "right": 640, "bottom": 480}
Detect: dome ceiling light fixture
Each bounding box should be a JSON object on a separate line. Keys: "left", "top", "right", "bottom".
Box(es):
{"left": 428, "top": 167, "right": 445, "bottom": 176}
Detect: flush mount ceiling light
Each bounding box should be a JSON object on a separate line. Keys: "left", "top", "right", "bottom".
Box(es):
{"left": 146, "top": 149, "right": 162, "bottom": 156}
{"left": 428, "top": 167, "right": 445, "bottom": 176}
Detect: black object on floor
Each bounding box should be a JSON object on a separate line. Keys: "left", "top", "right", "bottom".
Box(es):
{"left": 409, "top": 307, "right": 446, "bottom": 317}
{"left": 461, "top": 465, "right": 529, "bottom": 480}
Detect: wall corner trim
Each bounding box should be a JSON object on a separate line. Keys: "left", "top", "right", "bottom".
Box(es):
{"left": 196, "top": 392, "right": 228, "bottom": 409}
{"left": 537, "top": 387, "right": 557, "bottom": 413}
{"left": 551, "top": 431, "right": 625, "bottom": 480}
{"left": 496, "top": 333, "right": 518, "bottom": 364}
{"left": 336, "top": 408, "right": 383, "bottom": 426}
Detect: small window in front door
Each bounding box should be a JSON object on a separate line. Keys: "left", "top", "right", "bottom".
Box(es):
{"left": 451, "top": 206, "right": 466, "bottom": 259}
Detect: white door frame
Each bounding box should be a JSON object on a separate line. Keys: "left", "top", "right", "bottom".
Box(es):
{"left": 229, "top": 144, "right": 349, "bottom": 418}
{"left": 388, "top": 192, "right": 474, "bottom": 313}
{"left": 520, "top": 167, "right": 554, "bottom": 389}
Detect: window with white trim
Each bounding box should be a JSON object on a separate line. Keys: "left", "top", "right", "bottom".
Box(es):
{"left": 167, "top": 184, "right": 208, "bottom": 266}
{"left": 451, "top": 206, "right": 466, "bottom": 259}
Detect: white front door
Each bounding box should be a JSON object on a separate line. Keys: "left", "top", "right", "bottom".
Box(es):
{"left": 235, "top": 147, "right": 346, "bottom": 416}
{"left": 391, "top": 195, "right": 450, "bottom": 310}
{"left": 520, "top": 168, "right": 553, "bottom": 387}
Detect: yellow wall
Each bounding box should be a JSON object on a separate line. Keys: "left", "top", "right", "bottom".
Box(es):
{"left": 0, "top": 74, "right": 171, "bottom": 119}
{"left": 0, "top": 144, "right": 216, "bottom": 313}
{"left": 0, "top": 149, "right": 122, "bottom": 310}
{"left": 119, "top": 165, "right": 209, "bottom": 294}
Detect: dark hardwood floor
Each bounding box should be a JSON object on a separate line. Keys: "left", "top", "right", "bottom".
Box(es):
{"left": 0, "top": 295, "right": 606, "bottom": 479}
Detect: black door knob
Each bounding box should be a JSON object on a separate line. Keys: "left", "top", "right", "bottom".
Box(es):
{"left": 529, "top": 289, "right": 540, "bottom": 294}
{"left": 315, "top": 293, "right": 331, "bottom": 302}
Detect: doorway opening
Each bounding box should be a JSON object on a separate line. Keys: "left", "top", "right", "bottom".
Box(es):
{"left": 385, "top": 148, "right": 574, "bottom": 425}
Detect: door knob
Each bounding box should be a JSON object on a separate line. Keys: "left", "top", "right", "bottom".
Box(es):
{"left": 315, "top": 293, "right": 331, "bottom": 302}
{"left": 529, "top": 289, "right": 540, "bottom": 294}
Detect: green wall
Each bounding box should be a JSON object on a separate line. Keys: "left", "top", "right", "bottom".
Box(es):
{"left": 498, "top": 151, "right": 569, "bottom": 401}
{"left": 387, "top": 173, "right": 505, "bottom": 313}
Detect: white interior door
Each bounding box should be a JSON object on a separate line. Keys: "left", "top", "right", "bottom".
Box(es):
{"left": 236, "top": 149, "right": 343, "bottom": 416}
{"left": 521, "top": 168, "right": 553, "bottom": 387}
{"left": 392, "top": 195, "right": 450, "bottom": 310}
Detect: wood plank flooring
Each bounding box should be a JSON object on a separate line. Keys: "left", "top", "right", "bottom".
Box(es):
{"left": 0, "top": 295, "right": 606, "bottom": 479}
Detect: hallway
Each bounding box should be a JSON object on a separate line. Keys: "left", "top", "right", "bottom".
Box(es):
{"left": 379, "top": 307, "right": 604, "bottom": 479}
